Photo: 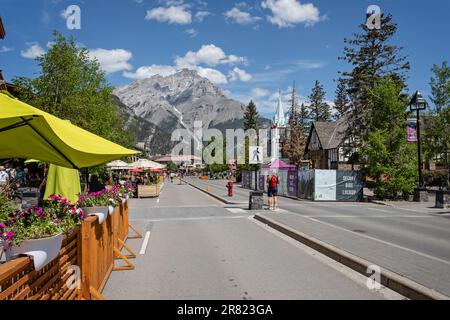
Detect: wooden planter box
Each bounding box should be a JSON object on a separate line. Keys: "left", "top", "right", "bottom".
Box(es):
{"left": 138, "top": 184, "right": 161, "bottom": 198}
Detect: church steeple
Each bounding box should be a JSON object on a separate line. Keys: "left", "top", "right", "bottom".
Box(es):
{"left": 273, "top": 90, "right": 287, "bottom": 128}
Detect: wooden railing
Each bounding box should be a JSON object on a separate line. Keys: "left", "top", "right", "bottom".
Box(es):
{"left": 0, "top": 200, "right": 142, "bottom": 300}
{"left": 0, "top": 231, "right": 79, "bottom": 300}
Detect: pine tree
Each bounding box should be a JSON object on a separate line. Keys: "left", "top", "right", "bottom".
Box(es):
{"left": 308, "top": 80, "right": 331, "bottom": 122}
{"left": 241, "top": 100, "right": 260, "bottom": 171}
{"left": 334, "top": 78, "right": 349, "bottom": 119}
{"left": 243, "top": 100, "right": 259, "bottom": 130}
{"left": 284, "top": 87, "right": 306, "bottom": 168}
{"left": 339, "top": 13, "right": 410, "bottom": 137}
{"left": 298, "top": 103, "right": 310, "bottom": 134}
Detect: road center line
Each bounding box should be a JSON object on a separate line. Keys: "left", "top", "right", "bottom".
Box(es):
{"left": 139, "top": 231, "right": 151, "bottom": 255}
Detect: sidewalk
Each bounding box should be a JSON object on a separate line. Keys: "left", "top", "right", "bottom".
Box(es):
{"left": 370, "top": 194, "right": 450, "bottom": 215}
{"left": 254, "top": 210, "right": 450, "bottom": 298}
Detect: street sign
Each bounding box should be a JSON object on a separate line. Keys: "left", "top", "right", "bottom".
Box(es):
{"left": 249, "top": 146, "right": 263, "bottom": 164}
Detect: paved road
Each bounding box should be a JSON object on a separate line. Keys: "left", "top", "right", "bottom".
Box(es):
{"left": 190, "top": 178, "right": 450, "bottom": 297}
{"left": 103, "top": 181, "right": 397, "bottom": 300}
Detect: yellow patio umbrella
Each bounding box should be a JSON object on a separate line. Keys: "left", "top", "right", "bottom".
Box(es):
{"left": 44, "top": 164, "right": 81, "bottom": 203}
{"left": 0, "top": 91, "right": 138, "bottom": 169}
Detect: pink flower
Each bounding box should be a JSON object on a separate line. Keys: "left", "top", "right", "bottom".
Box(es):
{"left": 0, "top": 223, "right": 5, "bottom": 229}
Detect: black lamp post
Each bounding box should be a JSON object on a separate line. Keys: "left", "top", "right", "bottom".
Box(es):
{"left": 409, "top": 91, "right": 427, "bottom": 197}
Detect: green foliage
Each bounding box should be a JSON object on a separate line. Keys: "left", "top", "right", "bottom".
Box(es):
{"left": 334, "top": 78, "right": 349, "bottom": 119}
{"left": 340, "top": 14, "right": 410, "bottom": 140}
{"left": 166, "top": 162, "right": 178, "bottom": 172}
{"left": 424, "top": 61, "right": 450, "bottom": 187}
{"left": 240, "top": 100, "right": 261, "bottom": 172}
{"left": 308, "top": 80, "right": 331, "bottom": 122}
{"left": 12, "top": 31, "right": 134, "bottom": 148}
{"left": 362, "top": 78, "right": 417, "bottom": 199}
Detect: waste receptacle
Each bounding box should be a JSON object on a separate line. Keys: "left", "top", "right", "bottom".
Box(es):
{"left": 435, "top": 190, "right": 449, "bottom": 209}
{"left": 249, "top": 191, "right": 264, "bottom": 210}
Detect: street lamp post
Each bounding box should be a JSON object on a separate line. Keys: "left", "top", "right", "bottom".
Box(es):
{"left": 409, "top": 91, "right": 428, "bottom": 202}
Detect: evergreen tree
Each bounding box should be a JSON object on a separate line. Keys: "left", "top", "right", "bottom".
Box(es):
{"left": 424, "top": 61, "right": 450, "bottom": 187}
{"left": 298, "top": 103, "right": 310, "bottom": 134}
{"left": 308, "top": 80, "right": 331, "bottom": 122}
{"left": 12, "top": 31, "right": 134, "bottom": 147}
{"left": 362, "top": 78, "right": 417, "bottom": 199}
{"left": 240, "top": 100, "right": 260, "bottom": 171}
{"left": 334, "top": 78, "right": 349, "bottom": 119}
{"left": 243, "top": 100, "right": 259, "bottom": 130}
{"left": 284, "top": 85, "right": 306, "bottom": 167}
{"left": 339, "top": 13, "right": 410, "bottom": 137}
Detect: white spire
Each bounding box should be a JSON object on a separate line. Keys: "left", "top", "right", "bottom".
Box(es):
{"left": 273, "top": 90, "right": 287, "bottom": 128}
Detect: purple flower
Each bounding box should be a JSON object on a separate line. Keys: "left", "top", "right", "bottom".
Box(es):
{"left": 6, "top": 231, "right": 14, "bottom": 241}
{"left": 0, "top": 223, "right": 5, "bottom": 229}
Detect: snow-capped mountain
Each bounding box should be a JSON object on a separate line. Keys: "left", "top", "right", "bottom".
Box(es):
{"left": 114, "top": 69, "right": 246, "bottom": 132}
{"left": 113, "top": 69, "right": 269, "bottom": 154}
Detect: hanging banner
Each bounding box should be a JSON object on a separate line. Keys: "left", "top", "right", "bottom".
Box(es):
{"left": 407, "top": 119, "right": 418, "bottom": 142}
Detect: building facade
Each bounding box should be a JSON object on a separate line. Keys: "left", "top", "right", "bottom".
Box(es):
{"left": 305, "top": 115, "right": 360, "bottom": 170}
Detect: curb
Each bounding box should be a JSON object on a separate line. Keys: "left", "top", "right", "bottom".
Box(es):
{"left": 183, "top": 180, "right": 247, "bottom": 205}
{"left": 254, "top": 214, "right": 449, "bottom": 300}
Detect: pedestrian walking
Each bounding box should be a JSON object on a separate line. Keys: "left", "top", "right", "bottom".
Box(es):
{"left": 267, "top": 172, "right": 279, "bottom": 211}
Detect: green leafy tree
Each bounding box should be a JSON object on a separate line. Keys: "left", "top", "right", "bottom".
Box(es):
{"left": 308, "top": 80, "right": 331, "bottom": 122}
{"left": 166, "top": 162, "right": 178, "bottom": 172}
{"left": 340, "top": 14, "right": 410, "bottom": 139}
{"left": 12, "top": 31, "right": 134, "bottom": 147}
{"left": 424, "top": 61, "right": 450, "bottom": 187}
{"left": 362, "top": 78, "right": 417, "bottom": 199}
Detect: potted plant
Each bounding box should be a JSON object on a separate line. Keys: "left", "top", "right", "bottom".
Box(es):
{"left": 78, "top": 189, "right": 118, "bottom": 221}
{"left": 0, "top": 195, "right": 85, "bottom": 270}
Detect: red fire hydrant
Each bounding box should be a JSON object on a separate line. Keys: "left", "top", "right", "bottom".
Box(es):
{"left": 227, "top": 180, "right": 233, "bottom": 197}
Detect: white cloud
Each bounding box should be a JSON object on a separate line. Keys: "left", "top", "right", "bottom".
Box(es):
{"left": 261, "top": 0, "right": 321, "bottom": 27}
{"left": 175, "top": 44, "right": 246, "bottom": 68}
{"left": 124, "top": 64, "right": 177, "bottom": 79}
{"left": 196, "top": 67, "right": 228, "bottom": 84}
{"left": 195, "top": 11, "right": 211, "bottom": 22}
{"left": 21, "top": 43, "right": 45, "bottom": 59}
{"left": 146, "top": 6, "right": 192, "bottom": 25}
{"left": 0, "top": 46, "right": 14, "bottom": 53}
{"left": 229, "top": 67, "right": 252, "bottom": 82}
{"left": 251, "top": 88, "right": 270, "bottom": 98}
{"left": 224, "top": 7, "right": 261, "bottom": 25}
{"left": 185, "top": 28, "right": 198, "bottom": 37}
{"left": 88, "top": 48, "right": 133, "bottom": 74}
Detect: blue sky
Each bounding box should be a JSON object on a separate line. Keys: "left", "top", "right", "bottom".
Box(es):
{"left": 0, "top": 0, "right": 449, "bottom": 117}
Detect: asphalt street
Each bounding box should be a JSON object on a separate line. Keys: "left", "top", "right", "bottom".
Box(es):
{"left": 102, "top": 180, "right": 398, "bottom": 300}
{"left": 189, "top": 178, "right": 450, "bottom": 297}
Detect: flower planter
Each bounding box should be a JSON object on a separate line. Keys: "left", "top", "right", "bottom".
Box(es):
{"left": 81, "top": 206, "right": 109, "bottom": 224}
{"left": 138, "top": 184, "right": 161, "bottom": 198}
{"left": 5, "top": 233, "right": 63, "bottom": 271}
{"left": 108, "top": 205, "right": 115, "bottom": 215}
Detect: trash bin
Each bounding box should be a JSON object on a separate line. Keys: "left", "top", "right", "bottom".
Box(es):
{"left": 435, "top": 190, "right": 449, "bottom": 209}
{"left": 249, "top": 191, "right": 264, "bottom": 210}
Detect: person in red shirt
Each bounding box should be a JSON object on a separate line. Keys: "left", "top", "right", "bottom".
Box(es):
{"left": 267, "top": 172, "right": 279, "bottom": 211}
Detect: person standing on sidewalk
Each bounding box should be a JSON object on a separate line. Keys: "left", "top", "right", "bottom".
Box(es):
{"left": 267, "top": 172, "right": 279, "bottom": 211}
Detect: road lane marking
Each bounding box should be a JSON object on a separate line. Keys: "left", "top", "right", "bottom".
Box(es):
{"left": 226, "top": 208, "right": 246, "bottom": 214}
{"left": 139, "top": 231, "right": 151, "bottom": 255}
